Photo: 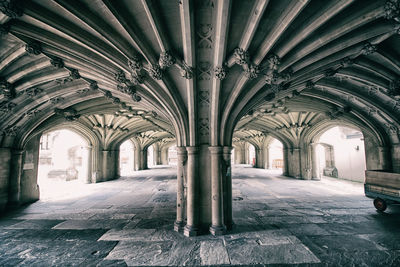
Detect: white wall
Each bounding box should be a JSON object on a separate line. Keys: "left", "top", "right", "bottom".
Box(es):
{"left": 319, "top": 126, "right": 366, "bottom": 182}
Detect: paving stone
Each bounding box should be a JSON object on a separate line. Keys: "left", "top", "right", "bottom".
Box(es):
{"left": 225, "top": 238, "right": 320, "bottom": 265}
{"left": 99, "top": 229, "right": 156, "bottom": 241}
{"left": 52, "top": 219, "right": 130, "bottom": 230}
{"left": 4, "top": 219, "right": 63, "bottom": 229}
{"left": 200, "top": 240, "right": 230, "bottom": 265}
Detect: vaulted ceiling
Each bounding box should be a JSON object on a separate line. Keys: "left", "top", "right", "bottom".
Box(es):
{"left": 0, "top": 0, "right": 399, "bottom": 148}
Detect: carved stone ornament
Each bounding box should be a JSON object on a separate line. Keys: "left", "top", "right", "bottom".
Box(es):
{"left": 214, "top": 66, "right": 227, "bottom": 80}
{"left": 0, "top": 23, "right": 10, "bottom": 36}
{"left": 159, "top": 51, "right": 175, "bottom": 69}
{"left": 50, "top": 57, "right": 64, "bottom": 68}
{"left": 267, "top": 54, "right": 280, "bottom": 70}
{"left": 265, "top": 72, "right": 277, "bottom": 85}
{"left": 244, "top": 64, "right": 260, "bottom": 79}
{"left": 130, "top": 72, "right": 144, "bottom": 85}
{"left": 180, "top": 63, "right": 193, "bottom": 79}
{"left": 50, "top": 96, "right": 64, "bottom": 104}
{"left": 384, "top": 0, "right": 400, "bottom": 22}
{"left": 361, "top": 42, "right": 377, "bottom": 55}
{"left": 89, "top": 80, "right": 98, "bottom": 90}
{"left": 264, "top": 92, "right": 276, "bottom": 102}
{"left": 26, "top": 87, "right": 43, "bottom": 97}
{"left": 0, "top": 78, "right": 15, "bottom": 98}
{"left": 0, "top": 102, "right": 16, "bottom": 113}
{"left": 325, "top": 68, "right": 337, "bottom": 77}
{"left": 389, "top": 79, "right": 400, "bottom": 96}
{"left": 25, "top": 109, "right": 39, "bottom": 118}
{"left": 340, "top": 57, "right": 354, "bottom": 68}
{"left": 55, "top": 107, "right": 80, "bottom": 121}
{"left": 118, "top": 84, "right": 136, "bottom": 95}
{"left": 115, "top": 69, "right": 127, "bottom": 83}
{"left": 148, "top": 64, "right": 163, "bottom": 80}
{"left": 2, "top": 125, "right": 19, "bottom": 136}
{"left": 128, "top": 55, "right": 142, "bottom": 71}
{"left": 0, "top": 0, "right": 23, "bottom": 18}
{"left": 306, "top": 81, "right": 315, "bottom": 90}
{"left": 25, "top": 41, "right": 42, "bottom": 55}
{"left": 101, "top": 90, "right": 113, "bottom": 99}
{"left": 132, "top": 93, "right": 142, "bottom": 102}
{"left": 234, "top": 48, "right": 250, "bottom": 66}
{"left": 69, "top": 69, "right": 81, "bottom": 79}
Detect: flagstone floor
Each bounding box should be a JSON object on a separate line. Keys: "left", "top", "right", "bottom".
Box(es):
{"left": 1, "top": 165, "right": 400, "bottom": 266}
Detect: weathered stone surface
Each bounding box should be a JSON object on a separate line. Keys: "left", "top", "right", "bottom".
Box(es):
{"left": 53, "top": 219, "right": 130, "bottom": 230}
{"left": 99, "top": 229, "right": 156, "bottom": 241}
{"left": 200, "top": 240, "right": 230, "bottom": 265}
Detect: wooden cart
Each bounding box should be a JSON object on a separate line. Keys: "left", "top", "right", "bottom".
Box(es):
{"left": 364, "top": 170, "right": 400, "bottom": 212}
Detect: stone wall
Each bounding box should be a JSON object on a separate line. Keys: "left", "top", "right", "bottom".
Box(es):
{"left": 0, "top": 148, "right": 11, "bottom": 212}
{"left": 20, "top": 136, "right": 40, "bottom": 204}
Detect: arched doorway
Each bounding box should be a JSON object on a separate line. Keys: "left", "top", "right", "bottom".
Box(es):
{"left": 37, "top": 129, "right": 90, "bottom": 199}
{"left": 168, "top": 146, "right": 177, "bottom": 166}
{"left": 315, "top": 126, "right": 366, "bottom": 182}
{"left": 248, "top": 144, "right": 255, "bottom": 166}
{"left": 268, "top": 138, "right": 284, "bottom": 174}
{"left": 119, "top": 140, "right": 134, "bottom": 176}
{"left": 147, "top": 145, "right": 154, "bottom": 168}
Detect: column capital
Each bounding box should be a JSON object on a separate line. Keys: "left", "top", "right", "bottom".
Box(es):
{"left": 222, "top": 146, "right": 233, "bottom": 154}
{"left": 186, "top": 146, "right": 199, "bottom": 154}
{"left": 208, "top": 146, "right": 223, "bottom": 154}
{"left": 176, "top": 146, "right": 187, "bottom": 155}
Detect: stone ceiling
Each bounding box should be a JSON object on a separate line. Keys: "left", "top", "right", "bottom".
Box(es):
{"left": 0, "top": 0, "right": 399, "bottom": 148}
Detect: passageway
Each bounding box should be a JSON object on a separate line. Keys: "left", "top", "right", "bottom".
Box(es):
{"left": 1, "top": 165, "right": 399, "bottom": 266}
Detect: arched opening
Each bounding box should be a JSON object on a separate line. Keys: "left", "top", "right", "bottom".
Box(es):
{"left": 168, "top": 145, "right": 177, "bottom": 166}
{"left": 267, "top": 138, "right": 284, "bottom": 174}
{"left": 147, "top": 145, "right": 154, "bottom": 168}
{"left": 248, "top": 143, "right": 255, "bottom": 166}
{"left": 119, "top": 140, "right": 134, "bottom": 176}
{"left": 38, "top": 129, "right": 90, "bottom": 199}
{"left": 315, "top": 126, "right": 367, "bottom": 182}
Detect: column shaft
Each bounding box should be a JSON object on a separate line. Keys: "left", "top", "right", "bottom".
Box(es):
{"left": 174, "top": 147, "right": 187, "bottom": 232}
{"left": 209, "top": 146, "right": 225, "bottom": 235}
{"left": 8, "top": 149, "right": 23, "bottom": 207}
{"left": 223, "top": 146, "right": 233, "bottom": 230}
{"left": 184, "top": 146, "right": 199, "bottom": 237}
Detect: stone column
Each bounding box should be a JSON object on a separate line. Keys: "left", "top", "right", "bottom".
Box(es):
{"left": 8, "top": 149, "right": 23, "bottom": 207}
{"left": 141, "top": 149, "right": 148, "bottom": 170}
{"left": 311, "top": 143, "right": 320, "bottom": 180}
{"left": 209, "top": 146, "right": 225, "bottom": 235}
{"left": 83, "top": 146, "right": 92, "bottom": 183}
{"left": 174, "top": 147, "right": 187, "bottom": 232}
{"left": 255, "top": 148, "right": 263, "bottom": 168}
{"left": 102, "top": 150, "right": 109, "bottom": 181}
{"left": 161, "top": 148, "right": 169, "bottom": 165}
{"left": 222, "top": 146, "right": 233, "bottom": 230}
{"left": 134, "top": 146, "right": 141, "bottom": 171}
{"left": 378, "top": 146, "right": 390, "bottom": 170}
{"left": 264, "top": 146, "right": 270, "bottom": 169}
{"left": 282, "top": 148, "right": 289, "bottom": 176}
{"left": 184, "top": 146, "right": 199, "bottom": 237}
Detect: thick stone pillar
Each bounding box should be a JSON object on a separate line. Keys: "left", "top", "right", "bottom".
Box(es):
{"left": 174, "top": 147, "right": 187, "bottom": 232}
{"left": 184, "top": 146, "right": 199, "bottom": 237}
{"left": 392, "top": 144, "right": 400, "bottom": 173}
{"left": 161, "top": 148, "right": 169, "bottom": 165}
{"left": 0, "top": 148, "right": 12, "bottom": 211}
{"left": 83, "top": 146, "right": 92, "bottom": 183}
{"left": 141, "top": 149, "right": 148, "bottom": 170}
{"left": 8, "top": 149, "right": 23, "bottom": 207}
{"left": 311, "top": 143, "right": 321, "bottom": 180}
{"left": 264, "top": 146, "right": 270, "bottom": 169}
{"left": 222, "top": 146, "right": 233, "bottom": 230}
{"left": 255, "top": 148, "right": 263, "bottom": 168}
{"left": 282, "top": 148, "right": 289, "bottom": 176}
{"left": 153, "top": 144, "right": 161, "bottom": 165}
{"left": 134, "top": 146, "right": 141, "bottom": 171}
{"left": 378, "top": 146, "right": 391, "bottom": 170}
{"left": 209, "top": 146, "right": 225, "bottom": 235}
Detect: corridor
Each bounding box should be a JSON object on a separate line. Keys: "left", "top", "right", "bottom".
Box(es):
{"left": 0, "top": 165, "right": 399, "bottom": 266}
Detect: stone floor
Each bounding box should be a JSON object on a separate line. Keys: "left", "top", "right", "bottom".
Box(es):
{"left": 1, "top": 165, "right": 400, "bottom": 266}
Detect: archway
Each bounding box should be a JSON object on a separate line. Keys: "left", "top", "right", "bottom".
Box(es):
{"left": 267, "top": 138, "right": 284, "bottom": 174}
{"left": 315, "top": 126, "right": 366, "bottom": 182}
{"left": 119, "top": 139, "right": 134, "bottom": 176}
{"left": 147, "top": 145, "right": 154, "bottom": 168}
{"left": 248, "top": 143, "right": 255, "bottom": 166}
{"left": 37, "top": 129, "right": 90, "bottom": 199}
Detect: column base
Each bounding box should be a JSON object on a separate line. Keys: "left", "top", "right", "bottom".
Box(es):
{"left": 225, "top": 221, "right": 234, "bottom": 231}
{"left": 311, "top": 177, "right": 321, "bottom": 181}
{"left": 209, "top": 224, "right": 226, "bottom": 236}
{"left": 184, "top": 225, "right": 198, "bottom": 237}
{"left": 174, "top": 221, "right": 185, "bottom": 232}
